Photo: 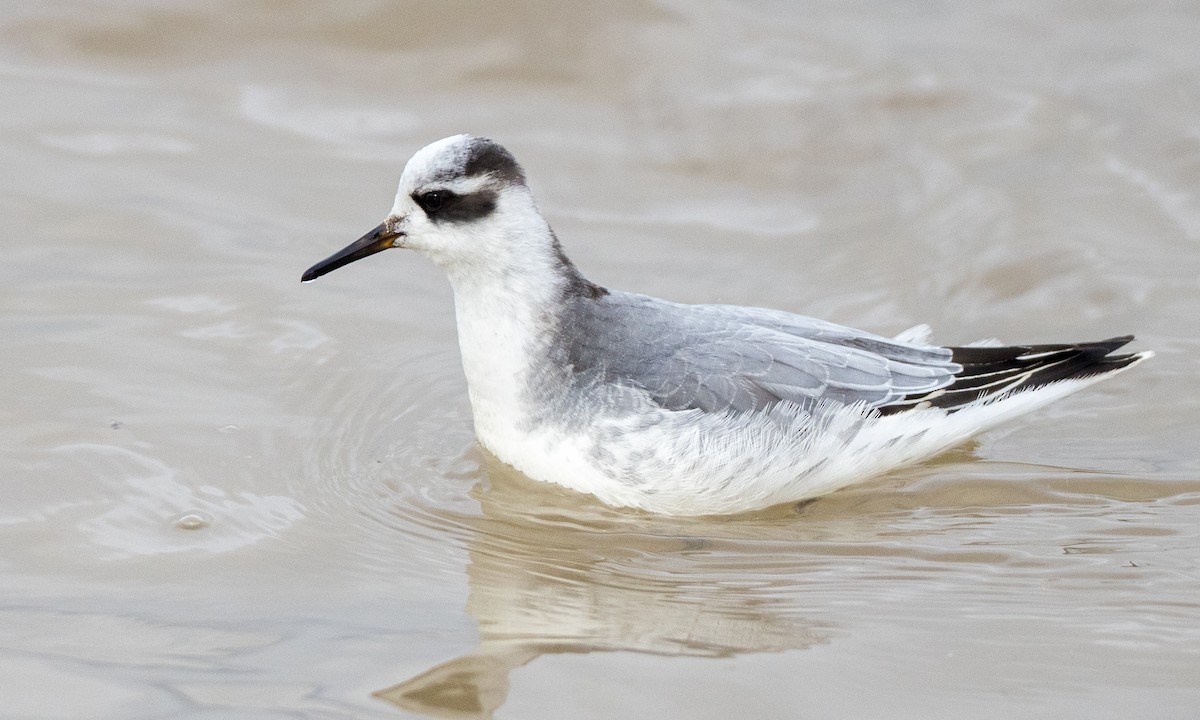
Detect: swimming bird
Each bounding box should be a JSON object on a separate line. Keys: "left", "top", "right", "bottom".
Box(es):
{"left": 301, "top": 134, "right": 1151, "bottom": 516}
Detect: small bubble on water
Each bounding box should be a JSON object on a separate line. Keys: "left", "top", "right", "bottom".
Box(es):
{"left": 174, "top": 512, "right": 212, "bottom": 531}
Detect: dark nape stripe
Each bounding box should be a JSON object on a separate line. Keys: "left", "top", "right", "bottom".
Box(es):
{"left": 550, "top": 229, "right": 607, "bottom": 300}
{"left": 463, "top": 138, "right": 526, "bottom": 185}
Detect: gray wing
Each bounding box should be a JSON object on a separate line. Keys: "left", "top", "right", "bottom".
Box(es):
{"left": 562, "top": 291, "right": 960, "bottom": 414}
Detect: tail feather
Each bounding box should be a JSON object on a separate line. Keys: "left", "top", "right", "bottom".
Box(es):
{"left": 879, "top": 335, "right": 1149, "bottom": 415}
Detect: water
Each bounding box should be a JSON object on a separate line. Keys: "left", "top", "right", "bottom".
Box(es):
{"left": 3, "top": 1, "right": 1198, "bottom": 718}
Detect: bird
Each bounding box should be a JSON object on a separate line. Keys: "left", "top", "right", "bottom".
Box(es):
{"left": 301, "top": 134, "right": 1152, "bottom": 516}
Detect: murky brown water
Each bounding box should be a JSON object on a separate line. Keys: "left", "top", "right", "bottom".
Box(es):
{"left": 3, "top": 2, "right": 1199, "bottom": 718}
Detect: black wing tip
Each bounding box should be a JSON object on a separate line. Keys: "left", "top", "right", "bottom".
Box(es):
{"left": 1085, "top": 335, "right": 1135, "bottom": 355}
{"left": 879, "top": 334, "right": 1151, "bottom": 415}
{"left": 1082, "top": 347, "right": 1153, "bottom": 374}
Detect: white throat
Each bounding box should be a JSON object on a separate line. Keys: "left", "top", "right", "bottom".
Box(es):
{"left": 440, "top": 209, "right": 572, "bottom": 447}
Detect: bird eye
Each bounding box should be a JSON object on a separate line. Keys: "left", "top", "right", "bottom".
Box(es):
{"left": 417, "top": 190, "right": 447, "bottom": 214}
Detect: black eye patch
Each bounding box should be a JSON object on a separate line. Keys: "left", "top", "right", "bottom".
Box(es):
{"left": 413, "top": 189, "right": 498, "bottom": 224}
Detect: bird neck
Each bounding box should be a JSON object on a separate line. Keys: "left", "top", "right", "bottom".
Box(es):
{"left": 444, "top": 223, "right": 600, "bottom": 440}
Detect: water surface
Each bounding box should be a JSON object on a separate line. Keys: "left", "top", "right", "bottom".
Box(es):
{"left": 3, "top": 1, "right": 1199, "bottom": 718}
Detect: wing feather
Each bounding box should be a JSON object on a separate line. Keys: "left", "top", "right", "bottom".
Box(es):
{"left": 561, "top": 291, "right": 958, "bottom": 415}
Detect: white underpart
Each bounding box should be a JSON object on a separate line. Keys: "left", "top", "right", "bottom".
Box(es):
{"left": 485, "top": 364, "right": 1144, "bottom": 516}
{"left": 452, "top": 267, "right": 556, "bottom": 460}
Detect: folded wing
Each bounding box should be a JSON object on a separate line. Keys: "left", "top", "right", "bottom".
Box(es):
{"left": 562, "top": 292, "right": 1144, "bottom": 417}
{"left": 564, "top": 293, "right": 958, "bottom": 414}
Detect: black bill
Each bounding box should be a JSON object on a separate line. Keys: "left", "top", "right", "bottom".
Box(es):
{"left": 301, "top": 223, "right": 400, "bottom": 282}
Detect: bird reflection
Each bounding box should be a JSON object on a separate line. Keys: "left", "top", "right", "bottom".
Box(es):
{"left": 374, "top": 456, "right": 836, "bottom": 719}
